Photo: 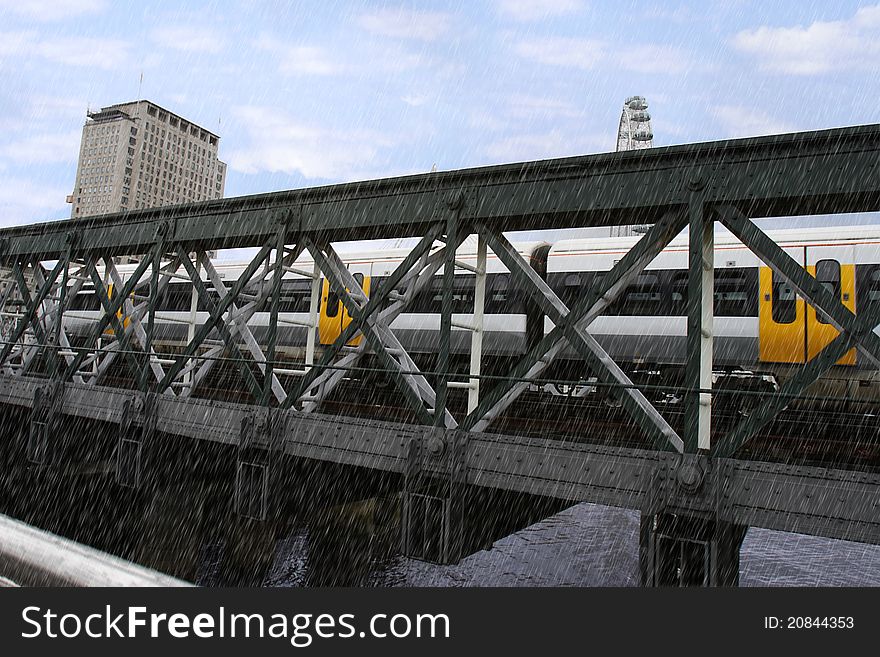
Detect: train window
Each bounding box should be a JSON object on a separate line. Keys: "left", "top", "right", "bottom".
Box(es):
{"left": 409, "top": 275, "right": 476, "bottom": 313}
{"left": 714, "top": 270, "right": 752, "bottom": 317}
{"left": 68, "top": 290, "right": 101, "bottom": 311}
{"left": 486, "top": 274, "right": 522, "bottom": 314}
{"left": 670, "top": 272, "right": 688, "bottom": 315}
{"left": 273, "top": 279, "right": 312, "bottom": 313}
{"left": 771, "top": 270, "right": 797, "bottom": 324}
{"left": 612, "top": 273, "right": 661, "bottom": 316}
{"left": 325, "top": 273, "right": 363, "bottom": 318}
{"left": 158, "top": 283, "right": 194, "bottom": 311}
{"left": 325, "top": 283, "right": 340, "bottom": 318}
{"left": 196, "top": 281, "right": 230, "bottom": 311}
{"left": 815, "top": 259, "right": 840, "bottom": 325}
{"left": 870, "top": 268, "right": 880, "bottom": 304}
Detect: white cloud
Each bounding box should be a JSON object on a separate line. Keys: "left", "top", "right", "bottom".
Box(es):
{"left": 402, "top": 94, "right": 430, "bottom": 107}
{"left": 358, "top": 8, "right": 452, "bottom": 41}
{"left": 733, "top": 5, "right": 880, "bottom": 74}
{"left": 513, "top": 36, "right": 691, "bottom": 73}
{"left": 0, "top": 0, "right": 106, "bottom": 22}
{"left": 0, "top": 31, "right": 130, "bottom": 69}
{"left": 256, "top": 35, "right": 344, "bottom": 75}
{"left": 226, "top": 105, "right": 397, "bottom": 181}
{"left": 0, "top": 131, "right": 82, "bottom": 165}
{"left": 623, "top": 45, "right": 690, "bottom": 74}
{"left": 495, "top": 0, "right": 583, "bottom": 22}
{"left": 713, "top": 105, "right": 796, "bottom": 138}
{"left": 0, "top": 177, "right": 71, "bottom": 227}
{"left": 514, "top": 37, "right": 605, "bottom": 69}
{"left": 506, "top": 94, "right": 582, "bottom": 120}
{"left": 485, "top": 130, "right": 606, "bottom": 162}
{"left": 151, "top": 25, "right": 225, "bottom": 54}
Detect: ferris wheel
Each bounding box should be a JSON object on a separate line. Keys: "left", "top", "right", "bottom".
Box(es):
{"left": 616, "top": 96, "right": 654, "bottom": 152}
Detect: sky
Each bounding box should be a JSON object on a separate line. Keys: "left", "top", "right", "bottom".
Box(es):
{"left": 1, "top": 0, "right": 880, "bottom": 230}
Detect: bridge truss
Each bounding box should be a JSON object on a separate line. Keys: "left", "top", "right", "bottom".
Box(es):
{"left": 0, "top": 125, "right": 879, "bottom": 584}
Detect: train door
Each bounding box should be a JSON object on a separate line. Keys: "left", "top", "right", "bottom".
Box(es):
{"left": 102, "top": 283, "right": 131, "bottom": 336}
{"left": 758, "top": 246, "right": 806, "bottom": 363}
{"left": 806, "top": 245, "right": 856, "bottom": 365}
{"left": 318, "top": 267, "right": 371, "bottom": 346}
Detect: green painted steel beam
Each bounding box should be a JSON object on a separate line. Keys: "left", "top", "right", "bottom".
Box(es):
{"left": 0, "top": 259, "right": 65, "bottom": 367}
{"left": 1, "top": 125, "right": 879, "bottom": 259}
{"left": 155, "top": 244, "right": 271, "bottom": 394}
{"left": 88, "top": 264, "right": 148, "bottom": 382}
{"left": 718, "top": 205, "right": 880, "bottom": 367}
{"left": 305, "top": 240, "right": 435, "bottom": 426}
{"left": 61, "top": 255, "right": 154, "bottom": 381}
{"left": 163, "top": 250, "right": 265, "bottom": 400}
{"left": 713, "top": 298, "right": 880, "bottom": 458}
{"left": 285, "top": 222, "right": 445, "bottom": 409}
{"left": 462, "top": 211, "right": 688, "bottom": 433}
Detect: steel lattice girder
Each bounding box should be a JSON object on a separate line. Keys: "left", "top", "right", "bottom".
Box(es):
{"left": 0, "top": 373, "right": 877, "bottom": 545}
{"left": 304, "top": 238, "right": 457, "bottom": 428}
{"left": 462, "top": 211, "right": 689, "bottom": 438}
{"left": 1, "top": 125, "right": 880, "bottom": 259}
{"left": 473, "top": 222, "right": 684, "bottom": 452}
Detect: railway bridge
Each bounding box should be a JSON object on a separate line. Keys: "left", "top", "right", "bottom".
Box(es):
{"left": 0, "top": 124, "right": 878, "bottom": 586}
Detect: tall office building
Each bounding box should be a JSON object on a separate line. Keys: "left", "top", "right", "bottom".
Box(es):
{"left": 69, "top": 100, "right": 226, "bottom": 218}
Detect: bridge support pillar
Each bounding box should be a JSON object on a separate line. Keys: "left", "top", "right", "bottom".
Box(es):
{"left": 401, "top": 430, "right": 467, "bottom": 564}
{"left": 27, "top": 381, "right": 63, "bottom": 464}
{"left": 639, "top": 513, "right": 746, "bottom": 587}
{"left": 235, "top": 409, "right": 283, "bottom": 521}
{"left": 116, "top": 393, "right": 156, "bottom": 488}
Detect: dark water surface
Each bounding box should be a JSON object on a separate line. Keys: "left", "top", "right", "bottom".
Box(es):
{"left": 259, "top": 502, "right": 880, "bottom": 587}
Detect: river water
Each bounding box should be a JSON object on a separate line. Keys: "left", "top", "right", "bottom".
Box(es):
{"left": 258, "top": 502, "right": 880, "bottom": 587}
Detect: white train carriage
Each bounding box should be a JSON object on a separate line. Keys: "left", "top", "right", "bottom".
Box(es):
{"left": 544, "top": 224, "right": 880, "bottom": 374}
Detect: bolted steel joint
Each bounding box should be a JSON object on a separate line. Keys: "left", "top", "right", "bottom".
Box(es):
{"left": 676, "top": 456, "right": 705, "bottom": 493}
{"left": 446, "top": 190, "right": 465, "bottom": 211}
{"left": 686, "top": 174, "right": 707, "bottom": 192}
{"left": 426, "top": 433, "right": 446, "bottom": 458}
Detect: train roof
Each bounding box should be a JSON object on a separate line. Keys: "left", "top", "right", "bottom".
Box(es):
{"left": 548, "top": 223, "right": 880, "bottom": 255}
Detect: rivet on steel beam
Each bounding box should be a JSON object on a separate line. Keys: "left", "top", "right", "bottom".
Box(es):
{"left": 426, "top": 434, "right": 445, "bottom": 457}
{"left": 686, "top": 176, "right": 706, "bottom": 192}
{"left": 446, "top": 191, "right": 465, "bottom": 211}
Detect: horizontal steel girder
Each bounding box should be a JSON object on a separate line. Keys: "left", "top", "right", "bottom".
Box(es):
{"left": 0, "top": 374, "right": 877, "bottom": 546}
{"left": 2, "top": 124, "right": 880, "bottom": 258}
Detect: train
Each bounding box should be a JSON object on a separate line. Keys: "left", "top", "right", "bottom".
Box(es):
{"left": 61, "top": 223, "right": 880, "bottom": 406}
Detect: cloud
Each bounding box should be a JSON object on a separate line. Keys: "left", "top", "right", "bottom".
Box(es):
{"left": 150, "top": 25, "right": 225, "bottom": 54}
{"left": 0, "top": 31, "right": 130, "bottom": 69}
{"left": 485, "top": 130, "right": 607, "bottom": 162}
{"left": 0, "top": 177, "right": 71, "bottom": 227}
{"left": 402, "top": 94, "right": 430, "bottom": 107}
{"left": 495, "top": 0, "right": 583, "bottom": 22}
{"left": 256, "top": 35, "right": 344, "bottom": 75}
{"left": 513, "top": 37, "right": 691, "bottom": 73}
{"left": 733, "top": 4, "right": 880, "bottom": 74}
{"left": 514, "top": 37, "right": 703, "bottom": 73}
{"left": 514, "top": 37, "right": 605, "bottom": 69}
{"left": 0, "top": 131, "right": 82, "bottom": 165}
{"left": 357, "top": 8, "right": 453, "bottom": 41}
{"left": 505, "top": 94, "right": 582, "bottom": 120}
{"left": 713, "top": 105, "right": 796, "bottom": 138}
{"left": 0, "top": 0, "right": 106, "bottom": 22}
{"left": 225, "top": 105, "right": 397, "bottom": 181}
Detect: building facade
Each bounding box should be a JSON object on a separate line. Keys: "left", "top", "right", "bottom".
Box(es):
{"left": 69, "top": 100, "right": 226, "bottom": 218}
